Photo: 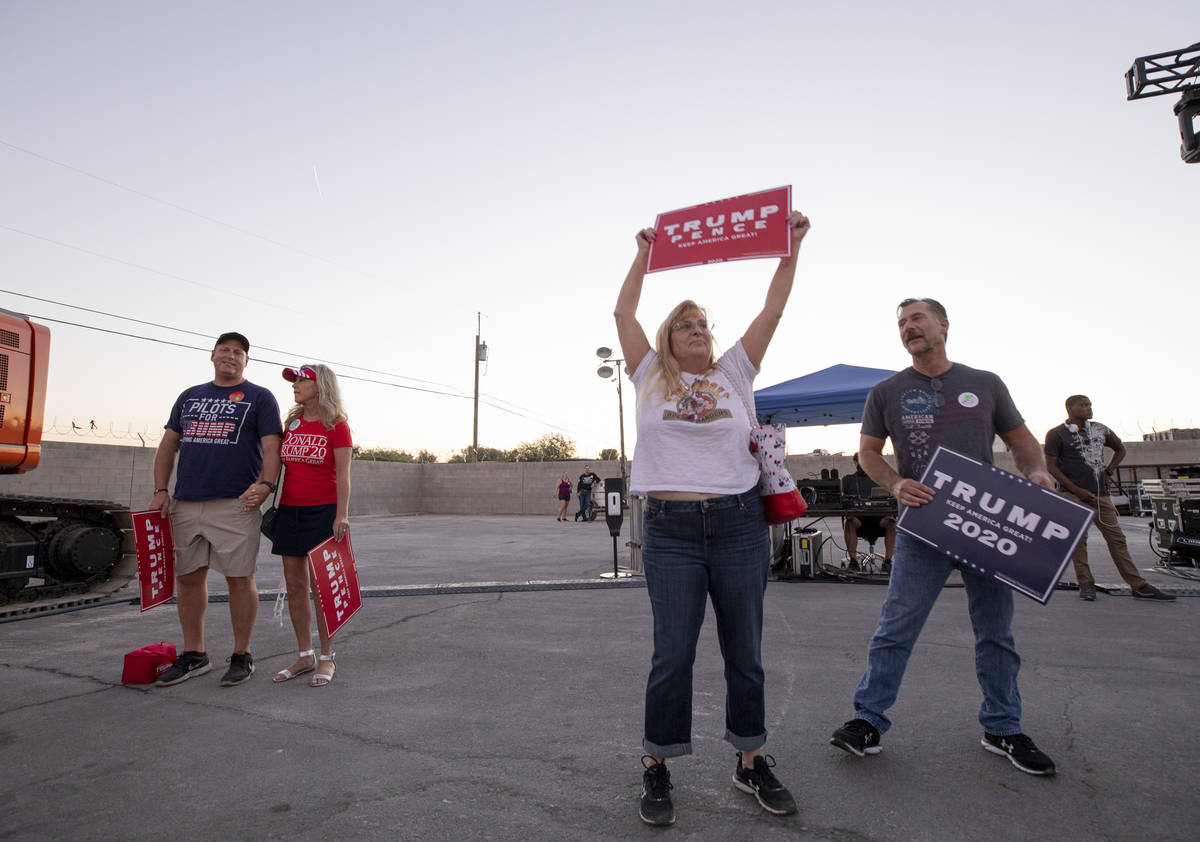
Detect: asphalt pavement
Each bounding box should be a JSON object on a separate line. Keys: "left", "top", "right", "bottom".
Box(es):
{"left": 2, "top": 513, "right": 1197, "bottom": 841}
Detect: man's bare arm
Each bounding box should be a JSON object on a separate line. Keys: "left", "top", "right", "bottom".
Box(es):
{"left": 858, "top": 433, "right": 935, "bottom": 508}
{"left": 150, "top": 429, "right": 181, "bottom": 516}
{"left": 999, "top": 425, "right": 1054, "bottom": 490}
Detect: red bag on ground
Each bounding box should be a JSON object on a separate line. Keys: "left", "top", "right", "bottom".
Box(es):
{"left": 121, "top": 641, "right": 177, "bottom": 684}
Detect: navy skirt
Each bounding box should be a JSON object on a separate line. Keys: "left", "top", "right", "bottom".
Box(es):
{"left": 271, "top": 503, "right": 337, "bottom": 557}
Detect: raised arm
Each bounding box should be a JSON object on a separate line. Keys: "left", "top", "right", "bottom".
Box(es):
{"left": 613, "top": 228, "right": 654, "bottom": 374}
{"left": 740, "top": 211, "right": 811, "bottom": 369}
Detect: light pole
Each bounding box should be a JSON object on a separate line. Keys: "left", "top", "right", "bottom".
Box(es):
{"left": 595, "top": 346, "right": 627, "bottom": 492}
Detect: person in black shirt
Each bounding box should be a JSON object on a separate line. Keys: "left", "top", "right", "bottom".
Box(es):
{"left": 1044, "top": 395, "right": 1173, "bottom": 602}
{"left": 840, "top": 452, "right": 896, "bottom": 570}
{"left": 575, "top": 465, "right": 600, "bottom": 522}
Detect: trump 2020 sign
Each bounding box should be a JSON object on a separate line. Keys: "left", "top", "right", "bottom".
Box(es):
{"left": 896, "top": 446, "right": 1094, "bottom": 604}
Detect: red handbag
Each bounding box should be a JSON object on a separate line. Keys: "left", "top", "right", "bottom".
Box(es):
{"left": 122, "top": 641, "right": 177, "bottom": 684}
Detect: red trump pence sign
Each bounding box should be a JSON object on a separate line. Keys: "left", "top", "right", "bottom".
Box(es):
{"left": 646, "top": 186, "right": 793, "bottom": 273}
{"left": 131, "top": 509, "right": 175, "bottom": 612}
{"left": 308, "top": 535, "right": 363, "bottom": 637}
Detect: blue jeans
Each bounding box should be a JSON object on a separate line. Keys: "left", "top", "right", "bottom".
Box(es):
{"left": 641, "top": 490, "right": 771, "bottom": 758}
{"left": 577, "top": 489, "right": 593, "bottom": 519}
{"left": 852, "top": 534, "right": 1022, "bottom": 736}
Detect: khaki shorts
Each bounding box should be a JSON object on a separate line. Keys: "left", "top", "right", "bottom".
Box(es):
{"left": 169, "top": 498, "right": 262, "bottom": 577}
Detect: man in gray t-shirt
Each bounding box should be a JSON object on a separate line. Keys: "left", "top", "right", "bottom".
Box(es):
{"left": 829, "top": 298, "right": 1059, "bottom": 778}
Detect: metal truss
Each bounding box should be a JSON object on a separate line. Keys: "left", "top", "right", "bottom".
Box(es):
{"left": 1126, "top": 42, "right": 1200, "bottom": 100}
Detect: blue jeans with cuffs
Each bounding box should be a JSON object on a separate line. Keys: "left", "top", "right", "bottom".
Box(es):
{"left": 641, "top": 490, "right": 771, "bottom": 758}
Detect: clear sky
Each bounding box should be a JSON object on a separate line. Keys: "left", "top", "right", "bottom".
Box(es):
{"left": 3, "top": 1, "right": 1197, "bottom": 460}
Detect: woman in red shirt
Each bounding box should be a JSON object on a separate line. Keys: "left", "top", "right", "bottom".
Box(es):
{"left": 270, "top": 364, "right": 353, "bottom": 687}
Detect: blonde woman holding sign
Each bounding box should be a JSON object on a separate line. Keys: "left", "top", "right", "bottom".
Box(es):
{"left": 270, "top": 364, "right": 352, "bottom": 688}
{"left": 615, "top": 211, "right": 810, "bottom": 825}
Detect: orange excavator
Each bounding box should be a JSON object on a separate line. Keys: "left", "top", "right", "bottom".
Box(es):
{"left": 0, "top": 308, "right": 129, "bottom": 608}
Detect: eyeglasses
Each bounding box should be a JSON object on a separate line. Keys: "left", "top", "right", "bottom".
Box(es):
{"left": 930, "top": 377, "right": 945, "bottom": 408}
{"left": 672, "top": 320, "right": 710, "bottom": 333}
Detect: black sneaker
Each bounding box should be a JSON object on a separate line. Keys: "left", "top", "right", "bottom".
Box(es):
{"left": 639, "top": 756, "right": 675, "bottom": 826}
{"left": 155, "top": 651, "right": 211, "bottom": 686}
{"left": 1079, "top": 582, "right": 1096, "bottom": 601}
{"left": 830, "top": 719, "right": 882, "bottom": 757}
{"left": 981, "top": 732, "right": 1056, "bottom": 776}
{"left": 733, "top": 754, "right": 797, "bottom": 815}
{"left": 219, "top": 651, "right": 255, "bottom": 686}
{"left": 1131, "top": 583, "right": 1175, "bottom": 601}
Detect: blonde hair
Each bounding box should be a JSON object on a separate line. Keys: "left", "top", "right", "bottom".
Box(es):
{"left": 285, "top": 363, "right": 349, "bottom": 429}
{"left": 649, "top": 300, "right": 715, "bottom": 399}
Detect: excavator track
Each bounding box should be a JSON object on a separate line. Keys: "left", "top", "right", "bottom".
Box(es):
{"left": 0, "top": 495, "right": 136, "bottom": 619}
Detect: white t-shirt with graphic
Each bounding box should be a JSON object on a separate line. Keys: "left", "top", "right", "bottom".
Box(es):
{"left": 630, "top": 340, "right": 759, "bottom": 496}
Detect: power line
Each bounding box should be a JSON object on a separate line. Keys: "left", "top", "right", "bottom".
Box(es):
{"left": 0, "top": 223, "right": 302, "bottom": 315}
{"left": 2, "top": 287, "right": 610, "bottom": 440}
{"left": 0, "top": 136, "right": 378, "bottom": 280}
{"left": 0, "top": 287, "right": 466, "bottom": 394}
{"left": 28, "top": 314, "right": 468, "bottom": 399}
{"left": 26, "top": 312, "right": 614, "bottom": 443}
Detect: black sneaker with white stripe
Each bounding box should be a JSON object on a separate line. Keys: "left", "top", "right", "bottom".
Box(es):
{"left": 155, "top": 651, "right": 211, "bottom": 686}
{"left": 981, "top": 732, "right": 1056, "bottom": 776}
{"left": 639, "top": 756, "right": 675, "bottom": 826}
{"left": 830, "top": 719, "right": 882, "bottom": 757}
{"left": 732, "top": 754, "right": 797, "bottom": 815}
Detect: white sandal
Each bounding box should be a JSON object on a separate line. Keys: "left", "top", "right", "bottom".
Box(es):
{"left": 310, "top": 652, "right": 336, "bottom": 687}
{"left": 273, "top": 649, "right": 316, "bottom": 683}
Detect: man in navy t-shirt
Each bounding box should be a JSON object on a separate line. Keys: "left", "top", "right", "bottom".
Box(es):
{"left": 150, "top": 332, "right": 283, "bottom": 688}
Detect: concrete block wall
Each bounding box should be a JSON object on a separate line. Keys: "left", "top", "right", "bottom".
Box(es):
{"left": 347, "top": 459, "right": 423, "bottom": 515}
{"left": 7, "top": 441, "right": 158, "bottom": 510}
{"left": 6, "top": 442, "right": 628, "bottom": 517}
{"left": 13, "top": 439, "right": 1199, "bottom": 516}
{"left": 421, "top": 460, "right": 625, "bottom": 516}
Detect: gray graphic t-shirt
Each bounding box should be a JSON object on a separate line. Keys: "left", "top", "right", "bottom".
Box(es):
{"left": 861, "top": 363, "right": 1023, "bottom": 481}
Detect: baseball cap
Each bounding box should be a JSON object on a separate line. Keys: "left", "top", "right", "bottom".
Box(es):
{"left": 214, "top": 331, "right": 250, "bottom": 353}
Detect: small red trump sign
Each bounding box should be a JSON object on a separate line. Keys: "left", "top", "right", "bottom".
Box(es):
{"left": 131, "top": 509, "right": 175, "bottom": 612}
{"left": 646, "top": 186, "right": 792, "bottom": 273}
{"left": 308, "top": 535, "right": 363, "bottom": 637}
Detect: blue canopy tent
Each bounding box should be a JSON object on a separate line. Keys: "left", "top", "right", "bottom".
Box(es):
{"left": 752, "top": 364, "right": 896, "bottom": 426}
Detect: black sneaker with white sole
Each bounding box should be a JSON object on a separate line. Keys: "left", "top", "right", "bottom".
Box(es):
{"left": 732, "top": 754, "right": 797, "bottom": 816}
{"left": 219, "top": 651, "right": 255, "bottom": 686}
{"left": 639, "top": 756, "right": 675, "bottom": 826}
{"left": 155, "top": 651, "right": 211, "bottom": 686}
{"left": 981, "top": 732, "right": 1056, "bottom": 776}
{"left": 830, "top": 719, "right": 882, "bottom": 757}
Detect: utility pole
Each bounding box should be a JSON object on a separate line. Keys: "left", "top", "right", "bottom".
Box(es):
{"left": 472, "top": 313, "right": 486, "bottom": 462}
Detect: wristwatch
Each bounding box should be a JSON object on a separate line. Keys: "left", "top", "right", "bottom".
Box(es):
{"left": 258, "top": 480, "right": 278, "bottom": 493}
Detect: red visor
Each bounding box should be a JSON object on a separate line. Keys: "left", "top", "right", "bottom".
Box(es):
{"left": 282, "top": 366, "right": 317, "bottom": 382}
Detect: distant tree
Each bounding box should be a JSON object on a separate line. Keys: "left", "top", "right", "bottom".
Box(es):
{"left": 417, "top": 449, "right": 438, "bottom": 464}
{"left": 353, "top": 447, "right": 416, "bottom": 462}
{"left": 512, "top": 432, "right": 576, "bottom": 462}
{"left": 598, "top": 448, "right": 619, "bottom": 461}
{"left": 448, "top": 445, "right": 515, "bottom": 463}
